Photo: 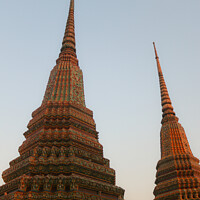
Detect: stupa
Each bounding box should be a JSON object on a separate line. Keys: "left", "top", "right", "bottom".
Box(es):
{"left": 0, "top": 1, "right": 125, "bottom": 199}
{"left": 153, "top": 42, "right": 200, "bottom": 200}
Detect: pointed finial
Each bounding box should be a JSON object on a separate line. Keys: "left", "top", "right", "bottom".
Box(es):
{"left": 153, "top": 42, "right": 158, "bottom": 59}
{"left": 153, "top": 42, "right": 177, "bottom": 123}
{"left": 60, "top": 0, "right": 76, "bottom": 57}
{"left": 153, "top": 42, "right": 162, "bottom": 74}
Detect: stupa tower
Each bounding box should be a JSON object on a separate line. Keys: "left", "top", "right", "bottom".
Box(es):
{"left": 153, "top": 42, "right": 200, "bottom": 200}
{"left": 0, "top": 1, "right": 125, "bottom": 199}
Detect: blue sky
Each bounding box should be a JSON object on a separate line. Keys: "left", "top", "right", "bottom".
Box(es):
{"left": 0, "top": 0, "right": 200, "bottom": 199}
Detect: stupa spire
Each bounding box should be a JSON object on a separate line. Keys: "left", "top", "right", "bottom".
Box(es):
{"left": 60, "top": 0, "right": 76, "bottom": 57}
{"left": 42, "top": 0, "right": 85, "bottom": 106}
{"left": 153, "top": 43, "right": 200, "bottom": 200}
{"left": 153, "top": 42, "right": 176, "bottom": 122}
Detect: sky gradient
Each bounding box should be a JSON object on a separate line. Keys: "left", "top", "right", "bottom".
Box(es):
{"left": 0, "top": 0, "right": 200, "bottom": 199}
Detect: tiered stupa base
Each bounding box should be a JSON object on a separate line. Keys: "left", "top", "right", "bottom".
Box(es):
{"left": 0, "top": 174, "right": 124, "bottom": 200}
{"left": 154, "top": 154, "right": 200, "bottom": 200}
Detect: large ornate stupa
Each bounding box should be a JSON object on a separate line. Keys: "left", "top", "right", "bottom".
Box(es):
{"left": 153, "top": 42, "right": 200, "bottom": 200}
{"left": 0, "top": 1, "right": 125, "bottom": 199}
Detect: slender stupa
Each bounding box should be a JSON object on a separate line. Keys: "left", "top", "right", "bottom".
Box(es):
{"left": 0, "top": 1, "right": 125, "bottom": 199}
{"left": 153, "top": 42, "right": 200, "bottom": 200}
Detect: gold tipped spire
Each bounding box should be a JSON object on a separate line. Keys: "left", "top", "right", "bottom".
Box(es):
{"left": 61, "top": 0, "right": 76, "bottom": 57}
{"left": 153, "top": 42, "right": 176, "bottom": 121}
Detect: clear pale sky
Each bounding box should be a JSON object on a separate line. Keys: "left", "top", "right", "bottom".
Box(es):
{"left": 0, "top": 0, "right": 200, "bottom": 199}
